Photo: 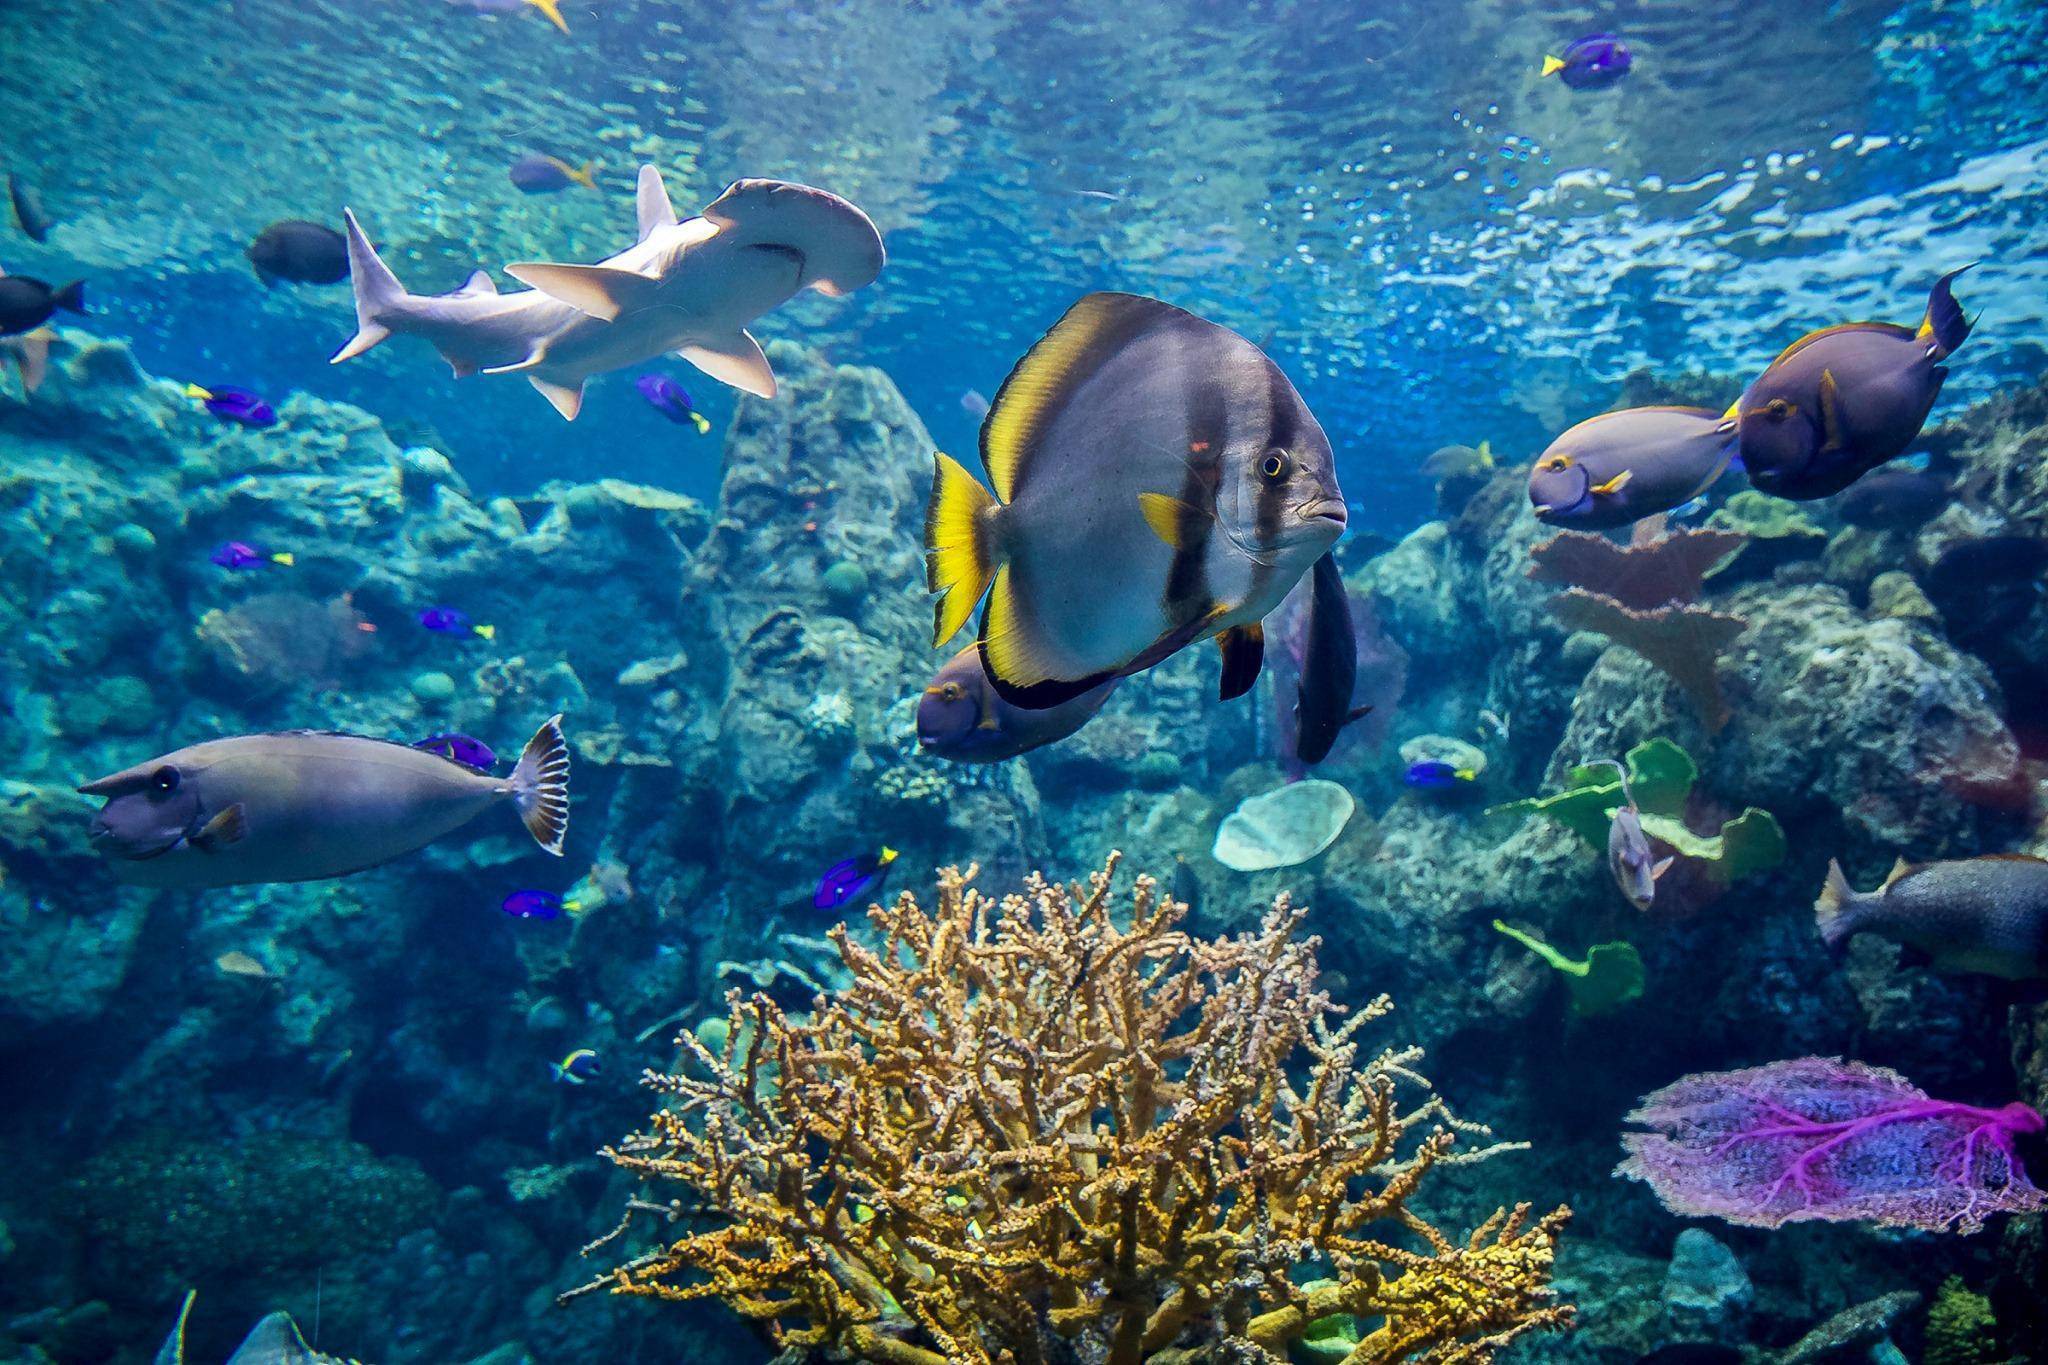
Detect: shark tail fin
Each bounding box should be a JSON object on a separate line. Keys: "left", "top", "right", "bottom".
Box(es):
{"left": 332, "top": 209, "right": 405, "bottom": 364}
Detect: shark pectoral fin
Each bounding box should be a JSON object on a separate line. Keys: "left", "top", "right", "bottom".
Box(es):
{"left": 502, "top": 262, "right": 658, "bottom": 321}
{"left": 527, "top": 375, "right": 586, "bottom": 421}
{"left": 447, "top": 355, "right": 478, "bottom": 380}
{"left": 636, "top": 164, "right": 679, "bottom": 243}
{"left": 191, "top": 804, "right": 248, "bottom": 853}
{"left": 678, "top": 330, "right": 776, "bottom": 399}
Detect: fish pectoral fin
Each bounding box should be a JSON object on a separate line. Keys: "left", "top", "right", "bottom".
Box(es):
{"left": 678, "top": 330, "right": 776, "bottom": 399}
{"left": 1344, "top": 704, "right": 1374, "bottom": 726}
{"left": 527, "top": 375, "right": 586, "bottom": 421}
{"left": 191, "top": 804, "right": 248, "bottom": 853}
{"left": 1138, "top": 491, "right": 1205, "bottom": 549}
{"left": 1650, "top": 856, "right": 1675, "bottom": 881}
{"left": 1589, "top": 470, "right": 1633, "bottom": 496}
{"left": 502, "top": 261, "right": 658, "bottom": 321}
{"left": 1215, "top": 623, "right": 1264, "bottom": 701}
{"left": 1817, "top": 369, "right": 1847, "bottom": 453}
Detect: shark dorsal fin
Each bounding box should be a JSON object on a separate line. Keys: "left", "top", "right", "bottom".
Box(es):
{"left": 637, "top": 164, "right": 679, "bottom": 243}
{"left": 454, "top": 270, "right": 497, "bottom": 297}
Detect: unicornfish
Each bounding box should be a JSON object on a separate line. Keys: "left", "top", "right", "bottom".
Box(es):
{"left": 1731, "top": 266, "right": 1974, "bottom": 500}
{"left": 81, "top": 716, "right": 570, "bottom": 888}
{"left": 1528, "top": 406, "right": 1737, "bottom": 529}
{"left": 925, "top": 291, "right": 1346, "bottom": 710}
{"left": 332, "top": 166, "right": 884, "bottom": 420}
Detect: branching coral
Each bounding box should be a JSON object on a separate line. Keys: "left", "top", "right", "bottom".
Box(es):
{"left": 569, "top": 855, "right": 1572, "bottom": 1364}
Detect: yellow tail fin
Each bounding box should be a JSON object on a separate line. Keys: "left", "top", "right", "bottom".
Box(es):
{"left": 271, "top": 552, "right": 295, "bottom": 567}
{"left": 925, "top": 451, "right": 1000, "bottom": 646}
{"left": 475, "top": 623, "right": 498, "bottom": 641}
{"left": 689, "top": 411, "right": 710, "bottom": 434}
{"left": 526, "top": 0, "right": 570, "bottom": 33}
{"left": 1541, "top": 54, "right": 1566, "bottom": 76}
{"left": 572, "top": 160, "right": 597, "bottom": 190}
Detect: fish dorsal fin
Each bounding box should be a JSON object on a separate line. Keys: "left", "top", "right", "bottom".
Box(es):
{"left": 223, "top": 1312, "right": 318, "bottom": 1365}
{"left": 503, "top": 261, "right": 658, "bottom": 321}
{"left": 1977, "top": 853, "right": 2048, "bottom": 865}
{"left": 1881, "top": 856, "right": 1917, "bottom": 889}
{"left": 981, "top": 292, "right": 1187, "bottom": 503}
{"left": 636, "top": 164, "right": 679, "bottom": 243}
{"left": 454, "top": 270, "right": 497, "bottom": 297}
{"left": 154, "top": 1289, "right": 197, "bottom": 1365}
{"left": 1771, "top": 321, "right": 1915, "bottom": 367}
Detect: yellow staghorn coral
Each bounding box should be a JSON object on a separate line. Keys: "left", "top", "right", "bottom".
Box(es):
{"left": 567, "top": 854, "right": 1572, "bottom": 1364}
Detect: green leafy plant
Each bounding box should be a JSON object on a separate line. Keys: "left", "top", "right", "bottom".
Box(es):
{"left": 1492, "top": 921, "right": 1645, "bottom": 1016}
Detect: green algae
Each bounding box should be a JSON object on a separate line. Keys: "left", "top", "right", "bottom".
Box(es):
{"left": 1493, "top": 921, "right": 1646, "bottom": 1016}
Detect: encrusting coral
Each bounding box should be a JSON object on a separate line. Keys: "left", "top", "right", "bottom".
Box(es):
{"left": 570, "top": 855, "right": 1572, "bottom": 1364}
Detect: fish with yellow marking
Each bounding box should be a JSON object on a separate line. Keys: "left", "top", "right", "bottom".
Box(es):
{"left": 1731, "top": 267, "right": 1975, "bottom": 500}
{"left": 449, "top": 0, "right": 570, "bottom": 36}
{"left": 924, "top": 292, "right": 1345, "bottom": 710}
{"left": 1528, "top": 406, "right": 1738, "bottom": 529}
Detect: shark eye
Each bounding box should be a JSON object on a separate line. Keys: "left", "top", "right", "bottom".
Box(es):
{"left": 150, "top": 765, "right": 181, "bottom": 794}
{"left": 1260, "top": 451, "right": 1290, "bottom": 483}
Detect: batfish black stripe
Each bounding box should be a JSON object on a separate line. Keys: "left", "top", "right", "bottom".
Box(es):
{"left": 1246, "top": 359, "right": 1295, "bottom": 607}
{"left": 1164, "top": 322, "right": 1227, "bottom": 622}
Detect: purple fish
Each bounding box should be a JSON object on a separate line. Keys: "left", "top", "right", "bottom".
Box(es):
{"left": 1543, "top": 34, "right": 1632, "bottom": 90}
{"left": 418, "top": 607, "right": 495, "bottom": 640}
{"left": 813, "top": 848, "right": 898, "bottom": 911}
{"left": 1620, "top": 1057, "right": 2048, "bottom": 1233}
{"left": 502, "top": 888, "right": 573, "bottom": 920}
{"left": 1405, "top": 761, "right": 1475, "bottom": 790}
{"left": 509, "top": 152, "right": 595, "bottom": 194}
{"left": 916, "top": 643, "right": 1115, "bottom": 763}
{"left": 413, "top": 733, "right": 497, "bottom": 770}
{"left": 188, "top": 384, "right": 277, "bottom": 428}
{"left": 634, "top": 373, "right": 711, "bottom": 433}
{"left": 209, "top": 541, "right": 293, "bottom": 570}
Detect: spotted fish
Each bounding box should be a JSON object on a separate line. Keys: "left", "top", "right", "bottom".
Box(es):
{"left": 924, "top": 292, "right": 1346, "bottom": 709}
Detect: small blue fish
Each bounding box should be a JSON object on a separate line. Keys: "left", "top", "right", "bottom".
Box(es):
{"left": 509, "top": 152, "right": 595, "bottom": 193}
{"left": 502, "top": 888, "right": 578, "bottom": 920}
{"left": 552, "top": 1048, "right": 602, "bottom": 1084}
{"left": 185, "top": 383, "right": 277, "bottom": 428}
{"left": 1404, "top": 761, "right": 1478, "bottom": 790}
{"left": 418, "top": 607, "right": 495, "bottom": 640}
{"left": 634, "top": 373, "right": 711, "bottom": 433}
{"left": 210, "top": 541, "right": 294, "bottom": 569}
{"left": 414, "top": 733, "right": 497, "bottom": 770}
{"left": 1669, "top": 495, "right": 1709, "bottom": 520}
{"left": 1542, "top": 34, "right": 1633, "bottom": 90}
{"left": 813, "top": 847, "right": 898, "bottom": 912}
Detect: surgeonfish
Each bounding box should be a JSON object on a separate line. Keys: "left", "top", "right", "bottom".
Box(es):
{"left": 8, "top": 173, "right": 54, "bottom": 242}
{"left": 1404, "top": 761, "right": 1476, "bottom": 790}
{"left": 0, "top": 268, "right": 83, "bottom": 337}
{"left": 1528, "top": 406, "right": 1737, "bottom": 529}
{"left": 247, "top": 220, "right": 349, "bottom": 288}
{"left": 503, "top": 888, "right": 577, "bottom": 919}
{"left": 1420, "top": 440, "right": 1495, "bottom": 480}
{"left": 1816, "top": 854, "right": 2048, "bottom": 980}
{"left": 1731, "top": 267, "right": 1975, "bottom": 500}
{"left": 814, "top": 848, "right": 898, "bottom": 912}
{"left": 450, "top": 0, "right": 570, "bottom": 34}
{"left": 210, "top": 541, "right": 294, "bottom": 570}
{"left": 510, "top": 153, "right": 597, "bottom": 194}
{"left": 916, "top": 642, "right": 1116, "bottom": 762}
{"left": 1293, "top": 552, "right": 1372, "bottom": 765}
{"left": 333, "top": 167, "right": 884, "bottom": 420}
{"left": 1833, "top": 465, "right": 1947, "bottom": 528}
{"left": 419, "top": 606, "right": 495, "bottom": 639}
{"left": 1541, "top": 34, "right": 1633, "bottom": 89}
{"left": 185, "top": 384, "right": 278, "bottom": 428}
{"left": 925, "top": 292, "right": 1346, "bottom": 710}
{"left": 80, "top": 716, "right": 569, "bottom": 888}
{"left": 634, "top": 372, "right": 711, "bottom": 432}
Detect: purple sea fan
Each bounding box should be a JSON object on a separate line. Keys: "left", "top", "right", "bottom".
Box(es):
{"left": 1618, "top": 1057, "right": 2047, "bottom": 1233}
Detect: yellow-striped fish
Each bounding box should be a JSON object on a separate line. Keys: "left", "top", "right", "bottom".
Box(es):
{"left": 925, "top": 292, "right": 1346, "bottom": 709}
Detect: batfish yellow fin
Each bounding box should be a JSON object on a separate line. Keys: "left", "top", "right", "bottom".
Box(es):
{"left": 1541, "top": 54, "right": 1566, "bottom": 76}
{"left": 1138, "top": 491, "right": 1201, "bottom": 549}
{"left": 1817, "top": 369, "right": 1846, "bottom": 453}
{"left": 1590, "top": 469, "right": 1633, "bottom": 496}
{"left": 981, "top": 292, "right": 1183, "bottom": 502}
{"left": 1216, "top": 623, "right": 1263, "bottom": 701}
{"left": 925, "top": 451, "right": 1001, "bottom": 646}
{"left": 192, "top": 803, "right": 247, "bottom": 852}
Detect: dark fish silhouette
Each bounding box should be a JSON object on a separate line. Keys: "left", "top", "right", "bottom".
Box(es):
{"left": 247, "top": 219, "right": 350, "bottom": 288}
{"left": 8, "top": 173, "right": 53, "bottom": 242}
{"left": 0, "top": 270, "right": 83, "bottom": 336}
{"left": 1293, "top": 552, "right": 1372, "bottom": 764}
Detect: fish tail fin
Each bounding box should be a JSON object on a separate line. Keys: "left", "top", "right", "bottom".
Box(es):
{"left": 510, "top": 714, "right": 570, "bottom": 856}
{"left": 573, "top": 160, "right": 598, "bottom": 190}
{"left": 332, "top": 209, "right": 404, "bottom": 364}
{"left": 1918, "top": 263, "right": 1976, "bottom": 360}
{"left": 473, "top": 623, "right": 497, "bottom": 640}
{"left": 270, "top": 552, "right": 295, "bottom": 567}
{"left": 51, "top": 280, "right": 85, "bottom": 315}
{"left": 925, "top": 450, "right": 1002, "bottom": 646}
{"left": 526, "top": 0, "right": 570, "bottom": 33}
{"left": 1541, "top": 54, "right": 1566, "bottom": 76}
{"left": 690, "top": 411, "right": 710, "bottom": 434}
{"left": 1814, "top": 858, "right": 1862, "bottom": 954}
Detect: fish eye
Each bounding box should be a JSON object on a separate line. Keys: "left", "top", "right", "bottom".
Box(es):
{"left": 1545, "top": 456, "right": 1571, "bottom": 471}
{"left": 150, "top": 765, "right": 180, "bottom": 794}
{"left": 1260, "top": 451, "right": 1290, "bottom": 482}
{"left": 941, "top": 682, "right": 964, "bottom": 702}
{"left": 1766, "top": 398, "right": 1794, "bottom": 420}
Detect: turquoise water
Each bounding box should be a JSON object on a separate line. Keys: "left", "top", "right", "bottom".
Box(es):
{"left": 3, "top": 1, "right": 2048, "bottom": 1362}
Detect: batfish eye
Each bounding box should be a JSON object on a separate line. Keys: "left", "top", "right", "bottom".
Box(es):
{"left": 1766, "top": 398, "right": 1794, "bottom": 419}
{"left": 1260, "top": 451, "right": 1290, "bottom": 482}
{"left": 150, "top": 765, "right": 181, "bottom": 794}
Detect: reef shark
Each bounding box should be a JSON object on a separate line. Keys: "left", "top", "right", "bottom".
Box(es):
{"left": 332, "top": 166, "right": 884, "bottom": 419}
